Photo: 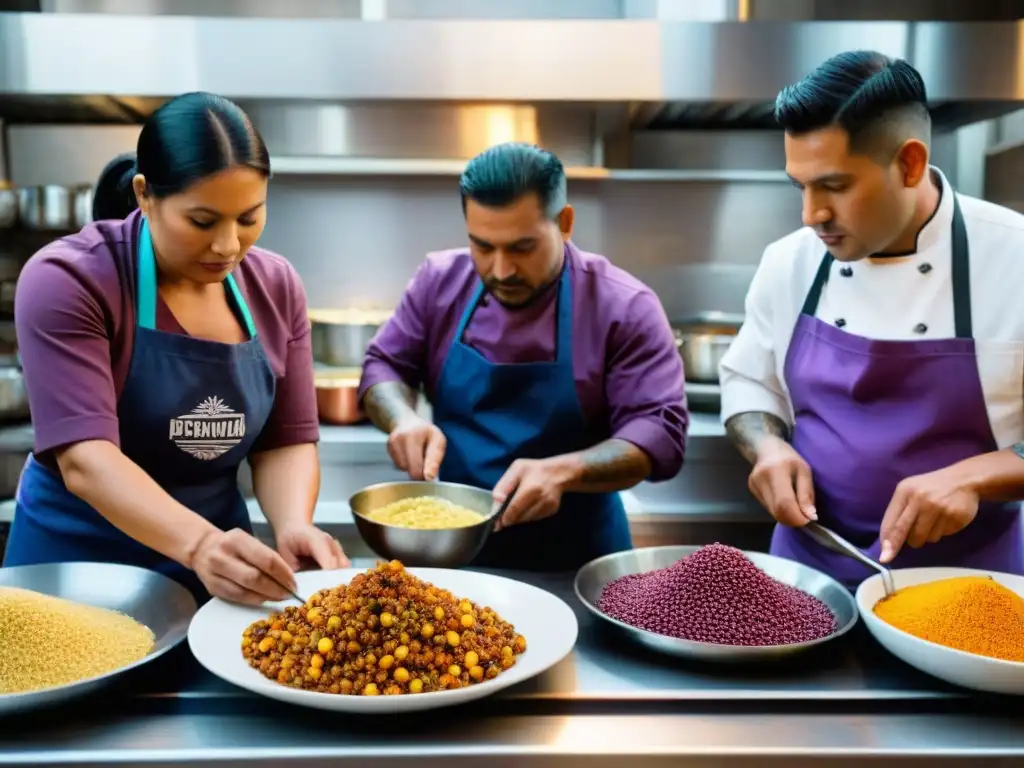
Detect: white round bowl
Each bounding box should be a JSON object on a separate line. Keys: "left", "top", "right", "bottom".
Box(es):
{"left": 856, "top": 566, "right": 1024, "bottom": 695}
{"left": 189, "top": 567, "right": 578, "bottom": 713}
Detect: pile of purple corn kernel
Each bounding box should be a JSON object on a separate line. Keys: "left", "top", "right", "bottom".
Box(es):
{"left": 596, "top": 543, "right": 837, "bottom": 646}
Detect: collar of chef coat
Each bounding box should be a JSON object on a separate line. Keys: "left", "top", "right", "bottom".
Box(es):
{"left": 874, "top": 166, "right": 952, "bottom": 259}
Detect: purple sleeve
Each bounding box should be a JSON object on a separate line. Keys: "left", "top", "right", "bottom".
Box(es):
{"left": 15, "top": 254, "right": 121, "bottom": 454}
{"left": 606, "top": 290, "right": 688, "bottom": 482}
{"left": 251, "top": 267, "right": 320, "bottom": 452}
{"left": 357, "top": 261, "right": 434, "bottom": 401}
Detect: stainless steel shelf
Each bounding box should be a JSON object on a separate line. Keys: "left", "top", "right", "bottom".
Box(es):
{"left": 270, "top": 156, "right": 791, "bottom": 183}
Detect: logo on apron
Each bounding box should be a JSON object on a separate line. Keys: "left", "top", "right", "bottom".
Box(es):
{"left": 168, "top": 396, "right": 247, "bottom": 460}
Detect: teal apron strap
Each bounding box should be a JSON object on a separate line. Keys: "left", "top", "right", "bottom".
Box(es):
{"left": 137, "top": 218, "right": 158, "bottom": 330}
{"left": 136, "top": 217, "right": 258, "bottom": 339}
{"left": 225, "top": 274, "right": 259, "bottom": 339}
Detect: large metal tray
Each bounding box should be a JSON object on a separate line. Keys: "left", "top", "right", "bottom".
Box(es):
{"left": 575, "top": 545, "right": 858, "bottom": 662}
{"left": 0, "top": 561, "right": 196, "bottom": 715}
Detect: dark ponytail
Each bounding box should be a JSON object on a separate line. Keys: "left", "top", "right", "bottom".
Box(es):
{"left": 91, "top": 92, "right": 271, "bottom": 223}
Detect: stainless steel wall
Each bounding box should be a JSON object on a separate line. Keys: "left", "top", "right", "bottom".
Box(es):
{"left": 259, "top": 174, "right": 798, "bottom": 316}
{"left": 1, "top": 120, "right": 979, "bottom": 318}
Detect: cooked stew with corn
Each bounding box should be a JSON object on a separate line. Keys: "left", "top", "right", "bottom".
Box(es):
{"left": 242, "top": 561, "right": 527, "bottom": 695}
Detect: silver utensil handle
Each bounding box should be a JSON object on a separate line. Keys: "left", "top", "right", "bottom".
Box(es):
{"left": 803, "top": 521, "right": 884, "bottom": 576}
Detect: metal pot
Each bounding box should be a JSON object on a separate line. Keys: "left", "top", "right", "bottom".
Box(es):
{"left": 314, "top": 368, "right": 365, "bottom": 425}
{"left": 17, "top": 185, "right": 73, "bottom": 231}
{"left": 0, "top": 120, "right": 16, "bottom": 230}
{"left": 309, "top": 308, "right": 392, "bottom": 368}
{"left": 672, "top": 312, "right": 743, "bottom": 384}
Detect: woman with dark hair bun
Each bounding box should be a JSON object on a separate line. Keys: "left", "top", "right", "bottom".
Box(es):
{"left": 5, "top": 92, "right": 348, "bottom": 605}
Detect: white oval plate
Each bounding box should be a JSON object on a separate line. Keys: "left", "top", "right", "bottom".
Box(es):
{"left": 857, "top": 566, "right": 1024, "bottom": 695}
{"left": 188, "top": 567, "right": 579, "bottom": 712}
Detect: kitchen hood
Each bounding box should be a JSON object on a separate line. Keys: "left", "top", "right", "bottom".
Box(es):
{"left": 1, "top": 14, "right": 1023, "bottom": 133}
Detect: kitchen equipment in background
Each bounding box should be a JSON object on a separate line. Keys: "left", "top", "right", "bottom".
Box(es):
{"left": 672, "top": 311, "right": 743, "bottom": 384}
{"left": 314, "top": 366, "right": 365, "bottom": 425}
{"left": 72, "top": 184, "right": 93, "bottom": 229}
{"left": 684, "top": 381, "right": 721, "bottom": 413}
{"left": 17, "top": 184, "right": 73, "bottom": 231}
{"left": 0, "top": 321, "right": 18, "bottom": 367}
{"left": 309, "top": 308, "right": 392, "bottom": 368}
{"left": 0, "top": 120, "right": 15, "bottom": 230}
{"left": 0, "top": 366, "right": 30, "bottom": 423}
{"left": 0, "top": 278, "right": 16, "bottom": 320}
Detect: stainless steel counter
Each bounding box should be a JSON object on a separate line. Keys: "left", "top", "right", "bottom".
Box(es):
{"left": 0, "top": 564, "right": 1021, "bottom": 766}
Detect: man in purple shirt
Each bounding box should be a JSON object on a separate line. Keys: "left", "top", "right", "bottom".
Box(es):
{"left": 358, "top": 142, "right": 687, "bottom": 571}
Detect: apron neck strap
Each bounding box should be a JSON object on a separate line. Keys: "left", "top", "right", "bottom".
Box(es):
{"left": 800, "top": 192, "right": 972, "bottom": 339}
{"left": 456, "top": 258, "right": 573, "bottom": 364}
{"left": 136, "top": 217, "right": 259, "bottom": 339}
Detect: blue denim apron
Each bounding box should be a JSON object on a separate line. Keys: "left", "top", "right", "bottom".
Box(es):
{"left": 433, "top": 264, "right": 632, "bottom": 572}
{"left": 3, "top": 218, "right": 276, "bottom": 602}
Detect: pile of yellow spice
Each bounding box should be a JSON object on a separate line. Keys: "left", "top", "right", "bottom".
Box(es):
{"left": 0, "top": 586, "right": 155, "bottom": 694}
{"left": 873, "top": 575, "right": 1024, "bottom": 663}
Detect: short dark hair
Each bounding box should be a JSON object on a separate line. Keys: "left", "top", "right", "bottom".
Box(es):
{"left": 774, "top": 50, "right": 931, "bottom": 159}
{"left": 92, "top": 92, "right": 271, "bottom": 222}
{"left": 459, "top": 142, "right": 567, "bottom": 219}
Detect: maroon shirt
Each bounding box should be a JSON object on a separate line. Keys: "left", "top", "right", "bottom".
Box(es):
{"left": 16, "top": 209, "right": 319, "bottom": 464}
{"left": 358, "top": 243, "right": 688, "bottom": 481}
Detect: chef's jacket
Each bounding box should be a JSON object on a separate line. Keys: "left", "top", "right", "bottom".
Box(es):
{"left": 720, "top": 167, "right": 1024, "bottom": 451}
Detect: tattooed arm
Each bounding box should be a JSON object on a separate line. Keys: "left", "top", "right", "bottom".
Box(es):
{"left": 493, "top": 439, "right": 652, "bottom": 528}
{"left": 561, "top": 438, "right": 652, "bottom": 492}
{"left": 362, "top": 381, "right": 420, "bottom": 433}
{"left": 724, "top": 411, "right": 791, "bottom": 465}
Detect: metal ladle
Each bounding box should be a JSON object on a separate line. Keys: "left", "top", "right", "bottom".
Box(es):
{"left": 802, "top": 521, "right": 896, "bottom": 596}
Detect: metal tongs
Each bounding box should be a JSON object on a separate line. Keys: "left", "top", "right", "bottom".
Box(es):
{"left": 802, "top": 521, "right": 896, "bottom": 596}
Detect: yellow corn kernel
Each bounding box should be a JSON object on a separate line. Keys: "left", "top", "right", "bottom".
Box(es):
{"left": 393, "top": 667, "right": 410, "bottom": 684}
{"left": 445, "top": 630, "right": 460, "bottom": 647}
{"left": 317, "top": 637, "right": 334, "bottom": 654}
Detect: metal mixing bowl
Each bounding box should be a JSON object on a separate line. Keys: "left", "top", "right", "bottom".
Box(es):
{"left": 0, "top": 561, "right": 196, "bottom": 715}
{"left": 574, "top": 545, "right": 858, "bottom": 662}
{"left": 349, "top": 481, "right": 500, "bottom": 568}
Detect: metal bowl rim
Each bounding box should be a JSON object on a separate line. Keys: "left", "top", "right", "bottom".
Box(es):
{"left": 348, "top": 480, "right": 503, "bottom": 527}
{"left": 0, "top": 561, "right": 197, "bottom": 703}
{"left": 574, "top": 545, "right": 859, "bottom": 653}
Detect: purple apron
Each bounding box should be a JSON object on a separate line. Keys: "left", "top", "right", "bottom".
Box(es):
{"left": 771, "top": 193, "right": 1024, "bottom": 589}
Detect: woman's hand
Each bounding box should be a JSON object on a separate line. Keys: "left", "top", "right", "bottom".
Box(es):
{"left": 275, "top": 522, "right": 350, "bottom": 571}
{"left": 191, "top": 528, "right": 299, "bottom": 605}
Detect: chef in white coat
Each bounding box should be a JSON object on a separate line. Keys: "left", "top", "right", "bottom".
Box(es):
{"left": 719, "top": 50, "right": 1024, "bottom": 589}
